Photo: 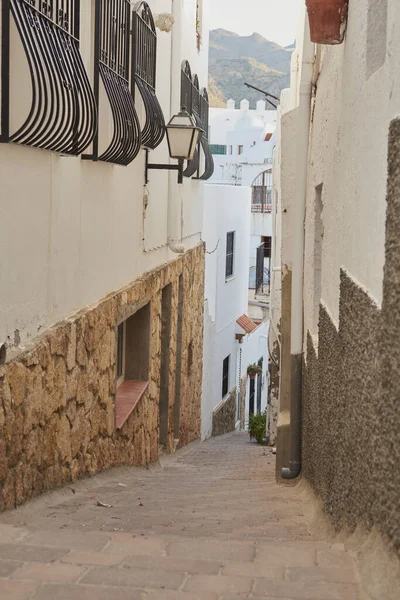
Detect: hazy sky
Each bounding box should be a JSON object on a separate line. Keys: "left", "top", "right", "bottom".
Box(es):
{"left": 209, "top": 0, "right": 302, "bottom": 47}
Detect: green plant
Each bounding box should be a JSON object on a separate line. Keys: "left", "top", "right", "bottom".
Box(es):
{"left": 247, "top": 363, "right": 262, "bottom": 377}
{"left": 248, "top": 411, "right": 267, "bottom": 445}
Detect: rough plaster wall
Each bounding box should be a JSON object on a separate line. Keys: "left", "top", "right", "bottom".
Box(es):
{"left": 0, "top": 245, "right": 205, "bottom": 510}
{"left": 303, "top": 122, "right": 400, "bottom": 556}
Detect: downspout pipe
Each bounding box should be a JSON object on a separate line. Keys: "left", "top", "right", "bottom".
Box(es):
{"left": 282, "top": 15, "right": 315, "bottom": 480}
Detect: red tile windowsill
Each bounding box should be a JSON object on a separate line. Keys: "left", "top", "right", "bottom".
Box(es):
{"left": 115, "top": 380, "right": 149, "bottom": 430}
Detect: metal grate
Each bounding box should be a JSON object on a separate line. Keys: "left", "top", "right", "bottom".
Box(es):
{"left": 256, "top": 243, "right": 265, "bottom": 296}
{"left": 132, "top": 1, "right": 165, "bottom": 150}
{"left": 180, "top": 59, "right": 214, "bottom": 181}
{"left": 1, "top": 0, "right": 96, "bottom": 154}
{"left": 225, "top": 231, "right": 235, "bottom": 279}
{"left": 222, "top": 355, "right": 230, "bottom": 398}
{"left": 251, "top": 171, "right": 273, "bottom": 213}
{"left": 86, "top": 0, "right": 141, "bottom": 165}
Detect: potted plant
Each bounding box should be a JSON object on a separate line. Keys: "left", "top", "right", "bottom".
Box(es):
{"left": 247, "top": 364, "right": 262, "bottom": 380}
{"left": 249, "top": 411, "right": 267, "bottom": 445}
{"left": 305, "top": 0, "right": 349, "bottom": 45}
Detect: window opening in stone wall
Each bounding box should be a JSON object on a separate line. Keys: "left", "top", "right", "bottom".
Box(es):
{"left": 229, "top": 146, "right": 233, "bottom": 155}
{"left": 187, "top": 342, "right": 193, "bottom": 376}
{"left": 159, "top": 284, "right": 173, "bottom": 449}
{"left": 226, "top": 231, "right": 235, "bottom": 279}
{"left": 366, "top": 0, "right": 388, "bottom": 78}
{"left": 313, "top": 184, "right": 324, "bottom": 335}
{"left": 174, "top": 275, "right": 184, "bottom": 440}
{"left": 115, "top": 302, "right": 151, "bottom": 430}
{"left": 238, "top": 145, "right": 244, "bottom": 155}
{"left": 116, "top": 322, "right": 125, "bottom": 386}
{"left": 222, "top": 355, "right": 230, "bottom": 398}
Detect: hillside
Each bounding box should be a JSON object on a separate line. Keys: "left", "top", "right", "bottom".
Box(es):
{"left": 208, "top": 29, "right": 293, "bottom": 109}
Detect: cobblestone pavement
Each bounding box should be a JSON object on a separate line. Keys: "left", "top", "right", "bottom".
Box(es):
{"left": 0, "top": 433, "right": 361, "bottom": 599}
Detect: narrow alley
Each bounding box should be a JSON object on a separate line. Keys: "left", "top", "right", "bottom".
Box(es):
{"left": 0, "top": 433, "right": 360, "bottom": 600}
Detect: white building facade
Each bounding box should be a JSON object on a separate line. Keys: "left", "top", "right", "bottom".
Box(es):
{"left": 209, "top": 100, "right": 276, "bottom": 303}
{"left": 0, "top": 0, "right": 213, "bottom": 509}
{"left": 201, "top": 185, "right": 268, "bottom": 440}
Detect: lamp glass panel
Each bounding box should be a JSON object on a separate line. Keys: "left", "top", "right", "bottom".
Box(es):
{"left": 167, "top": 127, "right": 196, "bottom": 159}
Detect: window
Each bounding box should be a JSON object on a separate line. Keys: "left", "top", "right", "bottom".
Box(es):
{"left": 209, "top": 144, "right": 227, "bottom": 155}
{"left": 187, "top": 342, "right": 194, "bottom": 376}
{"left": 225, "top": 232, "right": 235, "bottom": 279}
{"left": 238, "top": 145, "right": 244, "bottom": 155}
{"left": 115, "top": 303, "right": 151, "bottom": 429}
{"left": 117, "top": 322, "right": 125, "bottom": 386}
{"left": 229, "top": 146, "right": 233, "bottom": 155}
{"left": 222, "top": 356, "right": 230, "bottom": 397}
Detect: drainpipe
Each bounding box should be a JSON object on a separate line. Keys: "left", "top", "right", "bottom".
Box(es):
{"left": 282, "top": 16, "right": 315, "bottom": 480}
{"left": 167, "top": 0, "right": 185, "bottom": 254}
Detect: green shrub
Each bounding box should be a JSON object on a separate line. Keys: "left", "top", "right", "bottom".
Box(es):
{"left": 248, "top": 411, "right": 267, "bottom": 445}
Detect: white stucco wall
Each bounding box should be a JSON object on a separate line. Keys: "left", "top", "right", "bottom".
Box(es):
{"left": 301, "top": 0, "right": 400, "bottom": 329}
{"left": 239, "top": 321, "right": 269, "bottom": 429}
{"left": 201, "top": 184, "right": 251, "bottom": 439}
{"left": 0, "top": 0, "right": 211, "bottom": 351}
{"left": 209, "top": 101, "right": 277, "bottom": 146}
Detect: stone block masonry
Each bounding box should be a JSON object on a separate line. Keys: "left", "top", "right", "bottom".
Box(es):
{"left": 0, "top": 244, "right": 205, "bottom": 510}
{"left": 212, "top": 388, "right": 236, "bottom": 437}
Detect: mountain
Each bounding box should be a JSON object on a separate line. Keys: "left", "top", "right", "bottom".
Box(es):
{"left": 208, "top": 29, "right": 293, "bottom": 109}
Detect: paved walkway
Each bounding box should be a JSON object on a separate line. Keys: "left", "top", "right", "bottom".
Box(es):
{"left": 0, "top": 433, "right": 361, "bottom": 599}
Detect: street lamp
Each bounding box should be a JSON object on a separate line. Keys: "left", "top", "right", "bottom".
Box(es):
{"left": 145, "top": 107, "right": 203, "bottom": 184}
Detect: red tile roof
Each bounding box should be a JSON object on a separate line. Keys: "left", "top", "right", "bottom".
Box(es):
{"left": 265, "top": 132, "right": 273, "bottom": 141}
{"left": 236, "top": 314, "right": 258, "bottom": 334}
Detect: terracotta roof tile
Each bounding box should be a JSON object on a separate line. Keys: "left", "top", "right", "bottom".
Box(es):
{"left": 236, "top": 314, "right": 258, "bottom": 334}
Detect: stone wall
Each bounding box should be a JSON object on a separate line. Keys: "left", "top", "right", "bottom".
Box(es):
{"left": 0, "top": 245, "right": 205, "bottom": 511}
{"left": 268, "top": 327, "right": 280, "bottom": 445}
{"left": 212, "top": 388, "right": 237, "bottom": 437}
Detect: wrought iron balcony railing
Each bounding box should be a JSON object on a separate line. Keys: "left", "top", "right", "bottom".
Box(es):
{"left": 1, "top": 0, "right": 96, "bottom": 154}
{"left": 180, "top": 59, "right": 214, "bottom": 181}
{"left": 132, "top": 1, "right": 165, "bottom": 150}
{"left": 84, "top": 0, "right": 141, "bottom": 165}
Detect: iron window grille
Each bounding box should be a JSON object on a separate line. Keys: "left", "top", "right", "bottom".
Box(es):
{"left": 1, "top": 0, "right": 96, "bottom": 154}
{"left": 222, "top": 355, "right": 230, "bottom": 398}
{"left": 225, "top": 231, "right": 235, "bottom": 279}
{"left": 132, "top": 1, "right": 165, "bottom": 150}
{"left": 84, "top": 0, "right": 141, "bottom": 165}
{"left": 180, "top": 59, "right": 214, "bottom": 181}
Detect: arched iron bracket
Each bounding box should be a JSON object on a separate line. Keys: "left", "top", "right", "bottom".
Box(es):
{"left": 83, "top": 0, "right": 141, "bottom": 166}
{"left": 132, "top": 1, "right": 165, "bottom": 150}
{"left": 1, "top": 0, "right": 96, "bottom": 155}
